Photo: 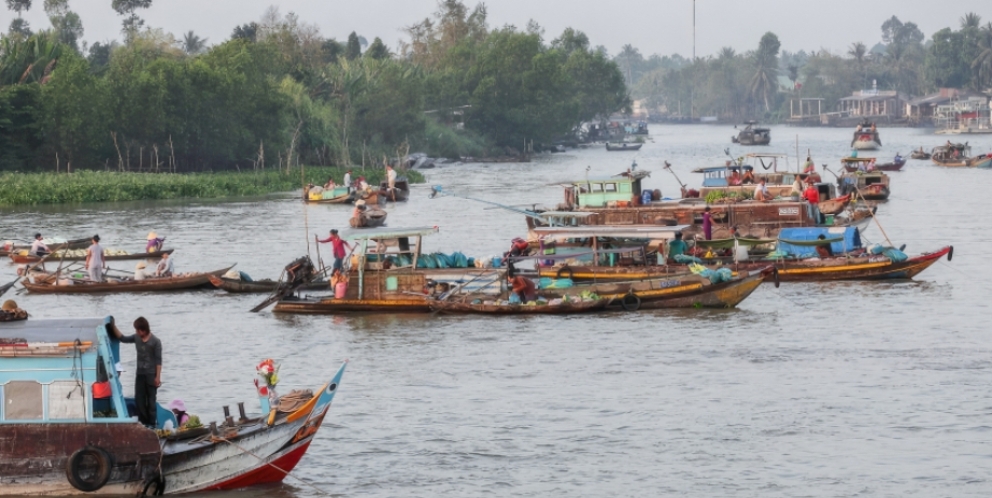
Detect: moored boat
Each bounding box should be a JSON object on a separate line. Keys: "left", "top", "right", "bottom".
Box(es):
{"left": 0, "top": 316, "right": 346, "bottom": 495}
{"left": 0, "top": 237, "right": 90, "bottom": 257}
{"left": 731, "top": 121, "right": 771, "bottom": 145}
{"left": 837, "top": 171, "right": 890, "bottom": 201}
{"left": 21, "top": 266, "right": 234, "bottom": 294}
{"left": 303, "top": 185, "right": 352, "bottom": 204}
{"left": 841, "top": 156, "right": 905, "bottom": 172}
{"left": 429, "top": 297, "right": 609, "bottom": 315}
{"left": 851, "top": 121, "right": 882, "bottom": 150}
{"left": 208, "top": 274, "right": 328, "bottom": 293}
{"left": 605, "top": 142, "right": 643, "bottom": 151}
{"left": 379, "top": 177, "right": 410, "bottom": 202}
{"left": 350, "top": 207, "right": 388, "bottom": 228}
{"left": 9, "top": 248, "right": 175, "bottom": 264}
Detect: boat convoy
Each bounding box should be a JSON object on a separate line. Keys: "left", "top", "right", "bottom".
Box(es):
{"left": 0, "top": 123, "right": 980, "bottom": 495}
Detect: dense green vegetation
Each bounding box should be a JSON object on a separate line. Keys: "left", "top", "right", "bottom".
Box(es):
{"left": 619, "top": 13, "right": 992, "bottom": 121}
{"left": 0, "top": 0, "right": 629, "bottom": 175}
{"left": 0, "top": 167, "right": 421, "bottom": 206}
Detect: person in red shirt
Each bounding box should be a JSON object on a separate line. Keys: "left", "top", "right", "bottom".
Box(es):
{"left": 316, "top": 229, "right": 353, "bottom": 271}
{"left": 508, "top": 274, "right": 537, "bottom": 304}
{"left": 802, "top": 182, "right": 822, "bottom": 224}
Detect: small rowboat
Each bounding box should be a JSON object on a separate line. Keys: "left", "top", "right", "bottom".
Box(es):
{"left": 606, "top": 142, "right": 643, "bottom": 151}
{"left": 379, "top": 178, "right": 410, "bottom": 202}
{"left": 0, "top": 237, "right": 90, "bottom": 257}
{"left": 841, "top": 157, "right": 905, "bottom": 172}
{"left": 350, "top": 208, "right": 387, "bottom": 228}
{"left": 910, "top": 150, "right": 931, "bottom": 160}
{"left": 304, "top": 186, "right": 352, "bottom": 204}
{"left": 9, "top": 249, "right": 174, "bottom": 264}
{"left": 429, "top": 298, "right": 608, "bottom": 315}
{"left": 21, "top": 266, "right": 234, "bottom": 294}
{"left": 818, "top": 194, "right": 851, "bottom": 216}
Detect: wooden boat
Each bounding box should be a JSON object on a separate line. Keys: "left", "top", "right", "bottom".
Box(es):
{"left": 851, "top": 122, "right": 881, "bottom": 150}
{"left": 818, "top": 194, "right": 851, "bottom": 216}
{"left": 209, "top": 275, "right": 327, "bottom": 293}
{"left": 837, "top": 171, "right": 890, "bottom": 201}
{"left": 910, "top": 149, "right": 931, "bottom": 160}
{"left": 540, "top": 267, "right": 771, "bottom": 310}
{"left": 350, "top": 207, "right": 387, "bottom": 228}
{"left": 841, "top": 156, "right": 905, "bottom": 172}
{"left": 303, "top": 185, "right": 352, "bottom": 204}
{"left": 605, "top": 142, "right": 642, "bottom": 151}
{"left": 268, "top": 227, "right": 503, "bottom": 314}
{"left": 9, "top": 248, "right": 174, "bottom": 264}
{"left": 761, "top": 246, "right": 952, "bottom": 282}
{"left": 0, "top": 237, "right": 90, "bottom": 257}
{"left": 379, "top": 178, "right": 410, "bottom": 202}
{"left": 930, "top": 143, "right": 980, "bottom": 167}
{"left": 21, "top": 266, "right": 234, "bottom": 294}
{"left": 429, "top": 298, "right": 608, "bottom": 315}
{"left": 731, "top": 121, "right": 771, "bottom": 146}
{"left": 0, "top": 316, "right": 347, "bottom": 495}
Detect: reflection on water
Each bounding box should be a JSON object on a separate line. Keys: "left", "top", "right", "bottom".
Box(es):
{"left": 2, "top": 125, "right": 992, "bottom": 496}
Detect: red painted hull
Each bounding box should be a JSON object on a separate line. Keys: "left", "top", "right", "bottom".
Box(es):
{"left": 204, "top": 441, "right": 313, "bottom": 490}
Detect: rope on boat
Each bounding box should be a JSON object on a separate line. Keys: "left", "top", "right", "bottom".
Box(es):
{"left": 215, "top": 436, "right": 331, "bottom": 496}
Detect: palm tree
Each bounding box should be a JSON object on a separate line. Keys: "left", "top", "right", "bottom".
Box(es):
{"left": 972, "top": 23, "right": 992, "bottom": 89}
{"left": 181, "top": 31, "right": 208, "bottom": 55}
{"left": 848, "top": 42, "right": 867, "bottom": 65}
{"left": 617, "top": 44, "right": 642, "bottom": 86}
{"left": 748, "top": 32, "right": 780, "bottom": 113}
{"left": 961, "top": 12, "right": 982, "bottom": 29}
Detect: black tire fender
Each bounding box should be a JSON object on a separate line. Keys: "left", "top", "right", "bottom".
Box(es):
{"left": 621, "top": 293, "right": 641, "bottom": 312}
{"left": 772, "top": 268, "right": 780, "bottom": 288}
{"left": 948, "top": 246, "right": 954, "bottom": 262}
{"left": 65, "top": 446, "right": 112, "bottom": 492}
{"left": 556, "top": 267, "right": 574, "bottom": 280}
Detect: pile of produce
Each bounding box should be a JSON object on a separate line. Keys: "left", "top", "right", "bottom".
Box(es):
{"left": 13, "top": 248, "right": 130, "bottom": 258}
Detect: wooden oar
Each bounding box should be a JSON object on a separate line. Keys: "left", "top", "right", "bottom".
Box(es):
{"left": 0, "top": 277, "right": 19, "bottom": 298}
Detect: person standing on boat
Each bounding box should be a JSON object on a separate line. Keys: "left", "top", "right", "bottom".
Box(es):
{"left": 316, "top": 229, "right": 353, "bottom": 271}
{"left": 85, "top": 235, "right": 106, "bottom": 282}
{"left": 386, "top": 165, "right": 397, "bottom": 190}
{"left": 702, "top": 207, "right": 713, "bottom": 241}
{"left": 109, "top": 316, "right": 162, "bottom": 428}
{"left": 343, "top": 170, "right": 353, "bottom": 193}
{"left": 30, "top": 233, "right": 50, "bottom": 257}
{"left": 803, "top": 181, "right": 822, "bottom": 224}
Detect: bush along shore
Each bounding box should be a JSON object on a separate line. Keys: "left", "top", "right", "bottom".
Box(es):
{"left": 0, "top": 167, "right": 423, "bottom": 207}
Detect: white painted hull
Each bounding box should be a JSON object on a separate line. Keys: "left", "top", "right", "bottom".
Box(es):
{"left": 852, "top": 139, "right": 880, "bottom": 150}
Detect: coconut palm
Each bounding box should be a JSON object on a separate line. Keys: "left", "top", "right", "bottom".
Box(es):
{"left": 961, "top": 12, "right": 982, "bottom": 29}
{"left": 972, "top": 23, "right": 992, "bottom": 89}
{"left": 181, "top": 30, "right": 208, "bottom": 55}
{"left": 748, "top": 32, "right": 780, "bottom": 113}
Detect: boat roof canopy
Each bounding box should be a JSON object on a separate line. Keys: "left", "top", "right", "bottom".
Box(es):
{"left": 538, "top": 211, "right": 596, "bottom": 218}
{"left": 0, "top": 317, "right": 105, "bottom": 343}
{"left": 532, "top": 225, "right": 690, "bottom": 239}
{"left": 570, "top": 170, "right": 650, "bottom": 184}
{"left": 341, "top": 226, "right": 439, "bottom": 241}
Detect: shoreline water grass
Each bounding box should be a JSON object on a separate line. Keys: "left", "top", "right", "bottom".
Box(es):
{"left": 0, "top": 167, "right": 424, "bottom": 207}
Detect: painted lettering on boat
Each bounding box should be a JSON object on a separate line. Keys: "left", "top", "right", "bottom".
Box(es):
{"left": 778, "top": 207, "right": 800, "bottom": 216}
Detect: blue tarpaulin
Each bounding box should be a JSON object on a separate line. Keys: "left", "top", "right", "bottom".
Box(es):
{"left": 776, "top": 227, "right": 862, "bottom": 258}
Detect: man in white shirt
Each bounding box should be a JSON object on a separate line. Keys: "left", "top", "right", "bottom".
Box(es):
{"left": 343, "top": 170, "right": 352, "bottom": 193}
{"left": 386, "top": 165, "right": 397, "bottom": 190}
{"left": 30, "top": 233, "right": 50, "bottom": 257}
{"left": 753, "top": 179, "right": 773, "bottom": 202}
{"left": 156, "top": 253, "right": 174, "bottom": 277}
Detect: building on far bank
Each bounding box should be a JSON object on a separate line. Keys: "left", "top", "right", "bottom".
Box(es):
{"left": 837, "top": 88, "right": 909, "bottom": 122}
{"left": 905, "top": 88, "right": 991, "bottom": 133}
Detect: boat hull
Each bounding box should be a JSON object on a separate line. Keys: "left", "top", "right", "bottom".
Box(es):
{"left": 851, "top": 139, "right": 880, "bottom": 150}
{"left": 274, "top": 297, "right": 430, "bottom": 314}
{"left": 429, "top": 299, "right": 608, "bottom": 315}
{"left": 21, "top": 267, "right": 233, "bottom": 294}
{"left": 10, "top": 249, "right": 174, "bottom": 264}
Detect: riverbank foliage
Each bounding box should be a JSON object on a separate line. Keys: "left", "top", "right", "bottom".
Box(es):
{"left": 0, "top": 1, "right": 628, "bottom": 174}
{"left": 618, "top": 12, "right": 992, "bottom": 122}
{"left": 0, "top": 168, "right": 422, "bottom": 206}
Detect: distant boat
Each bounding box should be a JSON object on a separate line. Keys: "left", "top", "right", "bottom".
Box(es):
{"left": 731, "top": 121, "right": 771, "bottom": 146}
{"left": 605, "top": 142, "right": 642, "bottom": 152}
{"left": 851, "top": 120, "right": 882, "bottom": 150}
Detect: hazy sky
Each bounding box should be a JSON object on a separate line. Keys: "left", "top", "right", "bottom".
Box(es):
{"left": 4, "top": 1, "right": 990, "bottom": 57}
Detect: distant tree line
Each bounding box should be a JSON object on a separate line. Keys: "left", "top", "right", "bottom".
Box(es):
{"left": 619, "top": 13, "right": 992, "bottom": 121}
{"left": 0, "top": 0, "right": 629, "bottom": 172}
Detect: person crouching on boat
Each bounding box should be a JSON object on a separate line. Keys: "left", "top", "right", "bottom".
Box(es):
{"left": 85, "top": 234, "right": 106, "bottom": 282}
{"left": 508, "top": 273, "right": 537, "bottom": 304}
{"left": 741, "top": 167, "right": 756, "bottom": 184}
{"left": 667, "top": 232, "right": 689, "bottom": 263}
{"left": 167, "top": 399, "right": 190, "bottom": 427}
{"left": 753, "top": 179, "right": 773, "bottom": 201}
{"left": 146, "top": 231, "right": 165, "bottom": 253}
{"left": 505, "top": 237, "right": 531, "bottom": 259}
{"left": 135, "top": 261, "right": 148, "bottom": 280}
{"left": 30, "top": 233, "right": 51, "bottom": 257}
{"left": 815, "top": 234, "right": 834, "bottom": 259}
{"left": 155, "top": 252, "right": 174, "bottom": 277}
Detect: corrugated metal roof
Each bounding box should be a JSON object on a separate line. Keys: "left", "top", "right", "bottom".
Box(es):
{"left": 0, "top": 317, "right": 103, "bottom": 343}
{"left": 341, "top": 227, "right": 439, "bottom": 241}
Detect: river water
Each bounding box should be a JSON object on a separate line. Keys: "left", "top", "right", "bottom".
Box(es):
{"left": 2, "top": 125, "right": 991, "bottom": 497}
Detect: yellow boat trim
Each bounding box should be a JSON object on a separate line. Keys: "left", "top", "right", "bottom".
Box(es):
{"left": 778, "top": 261, "right": 890, "bottom": 275}
{"left": 285, "top": 382, "right": 326, "bottom": 423}
{"left": 598, "top": 282, "right": 705, "bottom": 300}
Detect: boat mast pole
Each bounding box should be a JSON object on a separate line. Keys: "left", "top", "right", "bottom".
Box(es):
{"left": 691, "top": 0, "right": 695, "bottom": 121}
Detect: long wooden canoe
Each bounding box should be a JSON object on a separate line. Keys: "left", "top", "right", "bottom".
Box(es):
{"left": 540, "top": 267, "right": 772, "bottom": 310}
{"left": 0, "top": 237, "right": 90, "bottom": 257}
{"left": 209, "top": 275, "right": 328, "bottom": 293}
{"left": 21, "top": 266, "right": 234, "bottom": 294}
{"left": 429, "top": 298, "right": 608, "bottom": 315}
{"left": 9, "top": 248, "right": 174, "bottom": 264}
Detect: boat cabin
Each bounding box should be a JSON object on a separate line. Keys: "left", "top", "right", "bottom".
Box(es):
{"left": 565, "top": 170, "right": 651, "bottom": 208}
{"left": 529, "top": 225, "right": 690, "bottom": 266}
{"left": 776, "top": 227, "right": 863, "bottom": 258}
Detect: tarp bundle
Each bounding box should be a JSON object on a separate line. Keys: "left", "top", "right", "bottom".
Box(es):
{"left": 688, "top": 263, "right": 733, "bottom": 284}
{"left": 390, "top": 252, "right": 475, "bottom": 269}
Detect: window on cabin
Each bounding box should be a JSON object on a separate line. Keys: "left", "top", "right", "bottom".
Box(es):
{"left": 591, "top": 184, "right": 603, "bottom": 193}
{"left": 3, "top": 380, "right": 43, "bottom": 420}
{"left": 605, "top": 183, "right": 617, "bottom": 192}
{"left": 49, "top": 381, "right": 87, "bottom": 420}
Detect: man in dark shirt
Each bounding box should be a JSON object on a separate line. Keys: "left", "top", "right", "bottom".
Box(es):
{"left": 110, "top": 316, "right": 162, "bottom": 427}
